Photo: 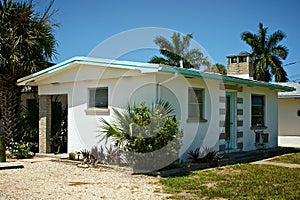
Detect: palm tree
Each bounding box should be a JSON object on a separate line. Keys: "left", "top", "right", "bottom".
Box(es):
{"left": 0, "top": 0, "right": 57, "bottom": 145}
{"left": 204, "top": 63, "right": 227, "bottom": 75}
{"left": 149, "top": 32, "right": 210, "bottom": 69}
{"left": 241, "top": 23, "right": 288, "bottom": 82}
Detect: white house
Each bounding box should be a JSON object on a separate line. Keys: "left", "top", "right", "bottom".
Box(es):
{"left": 276, "top": 82, "right": 300, "bottom": 148}
{"left": 17, "top": 56, "right": 294, "bottom": 161}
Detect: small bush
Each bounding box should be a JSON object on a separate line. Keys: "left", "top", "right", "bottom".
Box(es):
{"left": 188, "top": 146, "right": 222, "bottom": 167}
{"left": 6, "top": 141, "right": 34, "bottom": 159}
{"left": 68, "top": 152, "right": 76, "bottom": 160}
{"left": 99, "top": 100, "right": 183, "bottom": 172}
{"left": 87, "top": 145, "right": 126, "bottom": 166}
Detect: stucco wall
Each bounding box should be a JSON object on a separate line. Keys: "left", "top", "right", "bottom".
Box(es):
{"left": 278, "top": 98, "right": 300, "bottom": 148}
{"left": 36, "top": 64, "right": 281, "bottom": 158}
{"left": 278, "top": 98, "right": 300, "bottom": 136}
{"left": 38, "top": 65, "right": 159, "bottom": 152}
{"left": 240, "top": 87, "right": 279, "bottom": 151}
{"left": 156, "top": 74, "right": 224, "bottom": 159}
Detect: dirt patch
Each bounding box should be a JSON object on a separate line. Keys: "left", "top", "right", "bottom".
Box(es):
{"left": 212, "top": 167, "right": 242, "bottom": 175}
{"left": 0, "top": 159, "right": 168, "bottom": 200}
{"left": 202, "top": 181, "right": 218, "bottom": 189}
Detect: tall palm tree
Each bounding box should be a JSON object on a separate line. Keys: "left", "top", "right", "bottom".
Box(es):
{"left": 241, "top": 23, "right": 288, "bottom": 82}
{"left": 149, "top": 32, "right": 210, "bottom": 69}
{"left": 0, "top": 0, "right": 57, "bottom": 145}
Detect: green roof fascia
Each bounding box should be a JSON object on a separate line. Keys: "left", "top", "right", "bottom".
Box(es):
{"left": 158, "top": 66, "right": 295, "bottom": 92}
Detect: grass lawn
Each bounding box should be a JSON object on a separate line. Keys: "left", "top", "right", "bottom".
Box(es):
{"left": 160, "top": 164, "right": 300, "bottom": 199}
{"left": 270, "top": 152, "right": 300, "bottom": 164}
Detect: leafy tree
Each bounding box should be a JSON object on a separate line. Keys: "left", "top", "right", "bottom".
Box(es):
{"left": 149, "top": 32, "right": 210, "bottom": 69}
{"left": 99, "top": 100, "right": 183, "bottom": 172}
{"left": 0, "top": 0, "right": 57, "bottom": 145}
{"left": 241, "top": 23, "right": 288, "bottom": 82}
{"left": 204, "top": 63, "right": 227, "bottom": 75}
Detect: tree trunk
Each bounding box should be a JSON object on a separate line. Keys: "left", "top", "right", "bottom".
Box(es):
{"left": 0, "top": 136, "right": 5, "bottom": 162}
{"left": 0, "top": 78, "right": 22, "bottom": 145}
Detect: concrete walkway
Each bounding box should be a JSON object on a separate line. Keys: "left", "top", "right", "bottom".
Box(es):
{"left": 252, "top": 160, "right": 300, "bottom": 168}
{"left": 0, "top": 161, "right": 24, "bottom": 170}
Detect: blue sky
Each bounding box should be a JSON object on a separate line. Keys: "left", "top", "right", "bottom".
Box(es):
{"left": 36, "top": 0, "right": 300, "bottom": 81}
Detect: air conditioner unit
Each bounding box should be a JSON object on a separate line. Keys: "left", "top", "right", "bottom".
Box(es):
{"left": 255, "top": 130, "right": 269, "bottom": 145}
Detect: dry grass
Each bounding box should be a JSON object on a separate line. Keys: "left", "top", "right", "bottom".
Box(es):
{"left": 270, "top": 151, "right": 300, "bottom": 164}
{"left": 161, "top": 163, "right": 300, "bottom": 199}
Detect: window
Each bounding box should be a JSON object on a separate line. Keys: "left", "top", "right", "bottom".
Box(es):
{"left": 88, "top": 87, "right": 108, "bottom": 108}
{"left": 230, "top": 57, "right": 237, "bottom": 63}
{"left": 251, "top": 95, "right": 265, "bottom": 127}
{"left": 188, "top": 88, "right": 205, "bottom": 120}
{"left": 239, "top": 56, "right": 247, "bottom": 63}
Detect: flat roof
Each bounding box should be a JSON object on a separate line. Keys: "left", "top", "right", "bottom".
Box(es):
{"left": 276, "top": 82, "right": 300, "bottom": 98}
{"left": 226, "top": 54, "right": 251, "bottom": 58}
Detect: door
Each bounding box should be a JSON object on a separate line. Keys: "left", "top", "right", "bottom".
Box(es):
{"left": 225, "top": 92, "right": 235, "bottom": 149}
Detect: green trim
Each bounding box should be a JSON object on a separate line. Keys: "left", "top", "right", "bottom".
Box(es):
{"left": 17, "top": 56, "right": 160, "bottom": 85}
{"left": 158, "top": 66, "right": 295, "bottom": 92}
{"left": 17, "top": 56, "right": 296, "bottom": 92}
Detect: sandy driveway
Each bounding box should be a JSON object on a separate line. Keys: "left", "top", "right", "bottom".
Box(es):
{"left": 0, "top": 158, "right": 168, "bottom": 200}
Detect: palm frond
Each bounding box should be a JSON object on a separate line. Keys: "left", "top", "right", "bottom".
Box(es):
{"left": 241, "top": 23, "right": 288, "bottom": 82}
{"left": 181, "top": 33, "right": 193, "bottom": 54}
{"left": 98, "top": 117, "right": 123, "bottom": 144}
{"left": 267, "top": 30, "right": 286, "bottom": 49}
{"left": 153, "top": 99, "right": 175, "bottom": 116}
{"left": 154, "top": 36, "right": 173, "bottom": 52}
{"left": 149, "top": 56, "right": 174, "bottom": 66}
{"left": 150, "top": 32, "right": 207, "bottom": 69}
{"left": 171, "top": 32, "right": 181, "bottom": 55}
{"left": 271, "top": 45, "right": 288, "bottom": 60}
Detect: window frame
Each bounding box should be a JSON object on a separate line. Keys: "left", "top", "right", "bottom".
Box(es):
{"left": 187, "top": 87, "right": 206, "bottom": 123}
{"left": 251, "top": 94, "right": 266, "bottom": 129}
{"left": 86, "top": 87, "right": 109, "bottom": 115}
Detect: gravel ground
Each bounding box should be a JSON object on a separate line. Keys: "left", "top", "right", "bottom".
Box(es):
{"left": 0, "top": 158, "right": 169, "bottom": 200}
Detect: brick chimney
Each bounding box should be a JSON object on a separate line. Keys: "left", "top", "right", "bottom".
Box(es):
{"left": 226, "top": 54, "right": 254, "bottom": 79}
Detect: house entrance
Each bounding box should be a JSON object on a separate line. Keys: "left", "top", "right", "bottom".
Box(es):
{"left": 225, "top": 92, "right": 236, "bottom": 149}
{"left": 50, "top": 95, "right": 68, "bottom": 154}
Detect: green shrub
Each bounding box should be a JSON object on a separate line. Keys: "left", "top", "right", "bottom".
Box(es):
{"left": 99, "top": 100, "right": 183, "bottom": 171}
{"left": 68, "top": 152, "right": 76, "bottom": 160}
{"left": 6, "top": 141, "right": 34, "bottom": 159}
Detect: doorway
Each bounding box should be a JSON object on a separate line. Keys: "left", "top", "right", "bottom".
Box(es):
{"left": 50, "top": 95, "right": 68, "bottom": 154}
{"left": 225, "top": 92, "right": 236, "bottom": 149}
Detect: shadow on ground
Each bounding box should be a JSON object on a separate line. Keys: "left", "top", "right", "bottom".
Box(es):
{"left": 143, "top": 147, "right": 300, "bottom": 177}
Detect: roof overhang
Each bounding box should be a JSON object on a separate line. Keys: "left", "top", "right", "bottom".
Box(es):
{"left": 17, "top": 56, "right": 160, "bottom": 86}
{"left": 158, "top": 66, "right": 295, "bottom": 92}
{"left": 17, "top": 56, "right": 295, "bottom": 92}
{"left": 278, "top": 95, "right": 300, "bottom": 98}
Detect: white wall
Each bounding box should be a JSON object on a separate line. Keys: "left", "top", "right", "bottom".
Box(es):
{"left": 38, "top": 64, "right": 159, "bottom": 152}
{"left": 37, "top": 63, "right": 281, "bottom": 158}
{"left": 241, "top": 87, "right": 279, "bottom": 151}
{"left": 156, "top": 74, "right": 224, "bottom": 159}
{"left": 278, "top": 98, "right": 300, "bottom": 148}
